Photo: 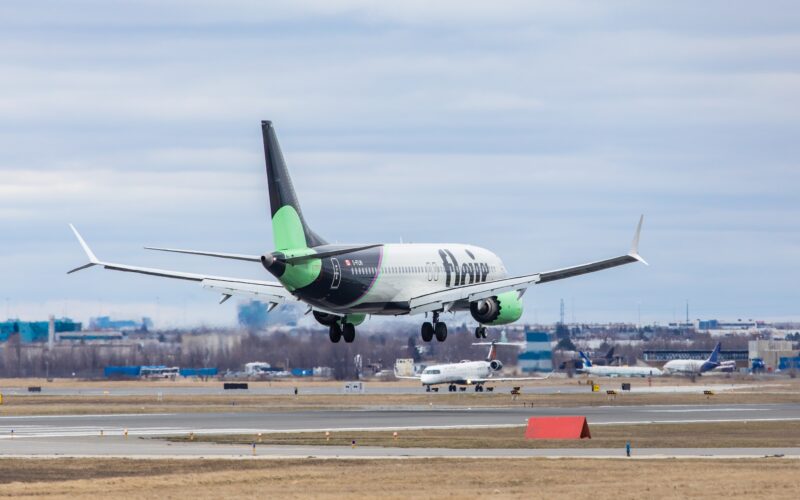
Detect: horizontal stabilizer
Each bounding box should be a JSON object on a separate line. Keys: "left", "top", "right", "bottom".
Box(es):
{"left": 144, "top": 247, "right": 261, "bottom": 262}
{"left": 282, "top": 244, "right": 384, "bottom": 264}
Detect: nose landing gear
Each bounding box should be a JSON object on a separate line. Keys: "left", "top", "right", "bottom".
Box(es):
{"left": 474, "top": 326, "right": 487, "bottom": 339}
{"left": 421, "top": 312, "right": 448, "bottom": 342}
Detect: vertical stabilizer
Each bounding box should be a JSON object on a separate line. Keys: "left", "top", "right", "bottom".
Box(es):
{"left": 261, "top": 121, "right": 327, "bottom": 250}
{"left": 578, "top": 351, "right": 592, "bottom": 368}
{"left": 487, "top": 342, "right": 498, "bottom": 361}
{"left": 701, "top": 342, "right": 722, "bottom": 372}
{"left": 707, "top": 342, "right": 721, "bottom": 364}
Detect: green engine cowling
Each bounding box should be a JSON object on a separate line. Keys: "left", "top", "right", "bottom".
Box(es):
{"left": 469, "top": 291, "right": 524, "bottom": 326}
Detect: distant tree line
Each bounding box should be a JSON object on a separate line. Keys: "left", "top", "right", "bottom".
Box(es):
{"left": 0, "top": 323, "right": 520, "bottom": 380}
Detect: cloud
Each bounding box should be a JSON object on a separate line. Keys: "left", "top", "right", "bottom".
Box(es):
{"left": 1, "top": 2, "right": 799, "bottom": 326}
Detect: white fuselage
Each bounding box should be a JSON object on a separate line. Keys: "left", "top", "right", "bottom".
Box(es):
{"left": 662, "top": 359, "right": 708, "bottom": 375}
{"left": 580, "top": 365, "right": 662, "bottom": 377}
{"left": 341, "top": 243, "right": 507, "bottom": 311}
{"left": 420, "top": 361, "right": 493, "bottom": 385}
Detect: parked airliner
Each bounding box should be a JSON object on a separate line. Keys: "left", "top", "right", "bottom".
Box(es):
{"left": 69, "top": 121, "right": 647, "bottom": 344}
{"left": 662, "top": 343, "right": 722, "bottom": 376}
{"left": 578, "top": 352, "right": 662, "bottom": 377}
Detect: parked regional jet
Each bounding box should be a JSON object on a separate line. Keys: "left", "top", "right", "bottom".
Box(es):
{"left": 397, "top": 341, "right": 549, "bottom": 392}
{"left": 68, "top": 121, "right": 647, "bottom": 344}
{"left": 662, "top": 342, "right": 722, "bottom": 376}
{"left": 578, "top": 352, "right": 662, "bottom": 377}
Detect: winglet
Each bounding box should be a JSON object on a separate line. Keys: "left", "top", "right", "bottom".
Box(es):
{"left": 67, "top": 224, "right": 100, "bottom": 274}
{"left": 628, "top": 215, "right": 648, "bottom": 265}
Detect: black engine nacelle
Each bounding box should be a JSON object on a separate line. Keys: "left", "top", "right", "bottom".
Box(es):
{"left": 312, "top": 311, "right": 340, "bottom": 326}
{"left": 470, "top": 297, "right": 500, "bottom": 323}
{"left": 489, "top": 360, "right": 503, "bottom": 371}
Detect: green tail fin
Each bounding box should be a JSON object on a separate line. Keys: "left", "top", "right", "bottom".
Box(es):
{"left": 262, "top": 121, "right": 327, "bottom": 250}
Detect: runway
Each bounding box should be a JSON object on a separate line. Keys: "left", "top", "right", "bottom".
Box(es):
{"left": 0, "top": 403, "right": 797, "bottom": 439}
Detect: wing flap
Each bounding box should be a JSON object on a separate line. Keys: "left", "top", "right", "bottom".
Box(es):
{"left": 202, "top": 279, "right": 298, "bottom": 304}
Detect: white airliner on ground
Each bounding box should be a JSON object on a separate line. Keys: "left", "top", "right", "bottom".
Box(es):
{"left": 398, "top": 341, "right": 549, "bottom": 392}
{"left": 578, "top": 351, "right": 662, "bottom": 377}
{"left": 662, "top": 342, "right": 722, "bottom": 376}
{"left": 69, "top": 120, "right": 647, "bottom": 344}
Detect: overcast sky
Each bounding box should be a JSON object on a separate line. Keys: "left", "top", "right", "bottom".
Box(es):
{"left": 1, "top": 1, "right": 798, "bottom": 328}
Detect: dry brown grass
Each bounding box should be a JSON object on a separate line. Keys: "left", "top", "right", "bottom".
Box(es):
{"left": 3, "top": 375, "right": 798, "bottom": 389}
{"left": 169, "top": 420, "right": 800, "bottom": 449}
{"left": 0, "top": 377, "right": 798, "bottom": 416}
{"left": 0, "top": 458, "right": 796, "bottom": 499}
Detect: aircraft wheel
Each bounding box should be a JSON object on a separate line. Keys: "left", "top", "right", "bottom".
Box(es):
{"left": 475, "top": 385, "right": 482, "bottom": 392}
{"left": 475, "top": 326, "right": 487, "bottom": 338}
{"left": 329, "top": 323, "right": 342, "bottom": 343}
{"left": 448, "top": 384, "right": 456, "bottom": 392}
{"left": 421, "top": 322, "right": 434, "bottom": 342}
{"left": 434, "top": 322, "right": 448, "bottom": 342}
{"left": 342, "top": 323, "right": 356, "bottom": 343}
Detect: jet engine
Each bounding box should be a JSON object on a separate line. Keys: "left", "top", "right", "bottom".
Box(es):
{"left": 469, "top": 291, "right": 524, "bottom": 325}
{"left": 489, "top": 360, "right": 503, "bottom": 371}
{"left": 470, "top": 297, "right": 500, "bottom": 323}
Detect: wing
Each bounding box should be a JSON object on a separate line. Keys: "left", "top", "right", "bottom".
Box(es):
{"left": 470, "top": 376, "right": 551, "bottom": 383}
{"left": 409, "top": 216, "right": 647, "bottom": 315}
{"left": 67, "top": 225, "right": 298, "bottom": 306}
{"left": 471, "top": 372, "right": 554, "bottom": 383}
{"left": 394, "top": 375, "right": 422, "bottom": 380}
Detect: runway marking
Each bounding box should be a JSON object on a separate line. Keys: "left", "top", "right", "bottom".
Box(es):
{"left": 0, "top": 413, "right": 176, "bottom": 420}
{"left": 644, "top": 408, "right": 770, "bottom": 413}
{"left": 592, "top": 418, "right": 800, "bottom": 425}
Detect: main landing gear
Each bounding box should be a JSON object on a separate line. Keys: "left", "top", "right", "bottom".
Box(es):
{"left": 421, "top": 312, "right": 447, "bottom": 342}
{"left": 329, "top": 322, "right": 356, "bottom": 343}
{"left": 474, "top": 326, "right": 487, "bottom": 339}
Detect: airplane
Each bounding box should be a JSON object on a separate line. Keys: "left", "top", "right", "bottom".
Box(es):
{"left": 397, "top": 341, "right": 550, "bottom": 392}
{"left": 68, "top": 120, "right": 647, "bottom": 344}
{"left": 578, "top": 351, "right": 662, "bottom": 377}
{"left": 662, "top": 342, "right": 722, "bottom": 376}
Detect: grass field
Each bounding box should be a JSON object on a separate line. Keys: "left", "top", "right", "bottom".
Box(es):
{"left": 167, "top": 420, "right": 800, "bottom": 449}
{"left": 0, "top": 458, "right": 795, "bottom": 499}
{"left": 0, "top": 377, "right": 797, "bottom": 416}
{"left": 5, "top": 376, "right": 784, "bottom": 389}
